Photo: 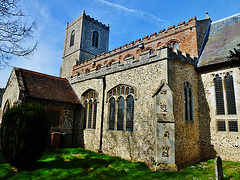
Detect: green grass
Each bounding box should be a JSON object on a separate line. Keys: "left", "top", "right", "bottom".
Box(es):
{"left": 0, "top": 148, "right": 239, "bottom": 179}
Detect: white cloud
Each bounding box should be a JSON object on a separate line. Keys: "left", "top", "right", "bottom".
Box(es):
{"left": 95, "top": 0, "right": 169, "bottom": 26}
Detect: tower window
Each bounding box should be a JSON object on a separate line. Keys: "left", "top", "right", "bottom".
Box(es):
{"left": 70, "top": 30, "right": 75, "bottom": 47}
{"left": 92, "top": 31, "right": 99, "bottom": 48}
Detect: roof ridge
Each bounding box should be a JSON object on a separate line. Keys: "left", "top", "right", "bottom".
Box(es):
{"left": 19, "top": 68, "right": 66, "bottom": 81}
{"left": 212, "top": 13, "right": 240, "bottom": 24}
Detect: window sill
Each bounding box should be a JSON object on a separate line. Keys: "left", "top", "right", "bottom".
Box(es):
{"left": 216, "top": 131, "right": 239, "bottom": 135}
{"left": 107, "top": 130, "right": 134, "bottom": 134}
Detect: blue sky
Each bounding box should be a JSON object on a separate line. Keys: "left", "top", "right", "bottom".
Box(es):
{"left": 0, "top": 0, "right": 239, "bottom": 88}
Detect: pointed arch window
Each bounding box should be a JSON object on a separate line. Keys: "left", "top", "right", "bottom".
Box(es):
{"left": 214, "top": 75, "right": 225, "bottom": 115}
{"left": 225, "top": 73, "right": 236, "bottom": 115}
{"left": 214, "top": 73, "right": 238, "bottom": 133}
{"left": 107, "top": 85, "right": 135, "bottom": 132}
{"left": 84, "top": 101, "right": 88, "bottom": 129}
{"left": 184, "top": 82, "right": 194, "bottom": 122}
{"left": 3, "top": 99, "right": 10, "bottom": 114}
{"left": 88, "top": 100, "right": 93, "bottom": 129}
{"left": 82, "top": 90, "right": 98, "bottom": 129}
{"left": 93, "top": 100, "right": 97, "bottom": 129}
{"left": 117, "top": 97, "right": 124, "bottom": 131}
{"left": 70, "top": 30, "right": 75, "bottom": 47}
{"left": 109, "top": 97, "right": 115, "bottom": 131}
{"left": 126, "top": 96, "right": 134, "bottom": 132}
{"left": 92, "top": 31, "right": 99, "bottom": 48}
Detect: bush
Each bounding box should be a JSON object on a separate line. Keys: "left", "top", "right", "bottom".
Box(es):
{"left": 1, "top": 103, "right": 51, "bottom": 170}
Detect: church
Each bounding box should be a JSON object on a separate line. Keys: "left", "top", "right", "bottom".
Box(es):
{"left": 1, "top": 11, "right": 240, "bottom": 171}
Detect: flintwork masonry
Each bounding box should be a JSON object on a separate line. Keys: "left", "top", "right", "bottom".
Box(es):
{"left": 2, "top": 11, "right": 240, "bottom": 171}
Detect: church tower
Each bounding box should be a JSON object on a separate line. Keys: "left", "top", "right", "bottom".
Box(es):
{"left": 60, "top": 10, "right": 110, "bottom": 78}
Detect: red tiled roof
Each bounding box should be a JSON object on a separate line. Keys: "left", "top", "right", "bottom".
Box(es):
{"left": 18, "top": 68, "right": 80, "bottom": 104}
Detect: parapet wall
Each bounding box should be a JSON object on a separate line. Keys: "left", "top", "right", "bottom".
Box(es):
{"left": 72, "top": 16, "right": 199, "bottom": 75}
{"left": 70, "top": 47, "right": 196, "bottom": 84}
{"left": 66, "top": 10, "right": 109, "bottom": 30}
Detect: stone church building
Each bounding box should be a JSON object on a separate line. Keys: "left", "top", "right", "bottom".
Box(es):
{"left": 1, "top": 11, "right": 240, "bottom": 170}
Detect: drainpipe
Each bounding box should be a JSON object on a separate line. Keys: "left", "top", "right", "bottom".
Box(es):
{"left": 95, "top": 76, "right": 106, "bottom": 153}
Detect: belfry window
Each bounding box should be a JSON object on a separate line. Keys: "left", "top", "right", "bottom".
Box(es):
{"left": 92, "top": 31, "right": 99, "bottom": 48}
{"left": 82, "top": 90, "right": 98, "bottom": 129}
{"left": 184, "top": 82, "right": 194, "bottom": 122}
{"left": 70, "top": 30, "right": 75, "bottom": 47}
{"left": 108, "top": 85, "right": 135, "bottom": 132}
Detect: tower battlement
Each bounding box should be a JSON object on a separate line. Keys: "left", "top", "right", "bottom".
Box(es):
{"left": 67, "top": 10, "right": 109, "bottom": 30}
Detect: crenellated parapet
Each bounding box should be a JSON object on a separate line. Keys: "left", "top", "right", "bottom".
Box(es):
{"left": 70, "top": 47, "right": 196, "bottom": 84}
{"left": 66, "top": 10, "right": 109, "bottom": 30}
{"left": 71, "top": 16, "right": 200, "bottom": 75}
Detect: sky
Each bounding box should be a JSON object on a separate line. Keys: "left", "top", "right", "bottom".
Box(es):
{"left": 0, "top": 0, "right": 239, "bottom": 88}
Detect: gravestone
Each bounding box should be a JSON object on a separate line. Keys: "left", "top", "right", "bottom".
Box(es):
{"left": 215, "top": 156, "right": 223, "bottom": 180}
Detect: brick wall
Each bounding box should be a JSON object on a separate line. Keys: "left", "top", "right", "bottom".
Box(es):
{"left": 72, "top": 16, "right": 208, "bottom": 76}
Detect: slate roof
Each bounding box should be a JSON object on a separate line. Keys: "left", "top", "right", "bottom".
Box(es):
{"left": 197, "top": 13, "right": 240, "bottom": 67}
{"left": 16, "top": 68, "right": 80, "bottom": 104}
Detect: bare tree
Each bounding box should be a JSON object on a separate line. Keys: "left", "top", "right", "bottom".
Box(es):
{"left": 0, "top": 0, "right": 37, "bottom": 69}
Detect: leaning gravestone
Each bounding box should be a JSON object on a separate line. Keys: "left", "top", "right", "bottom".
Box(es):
{"left": 215, "top": 156, "right": 223, "bottom": 180}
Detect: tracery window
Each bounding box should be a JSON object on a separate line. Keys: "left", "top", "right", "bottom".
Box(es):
{"left": 82, "top": 90, "right": 98, "bottom": 129}
{"left": 92, "top": 31, "right": 99, "bottom": 48}
{"left": 184, "top": 82, "right": 194, "bottom": 122}
{"left": 108, "top": 85, "right": 135, "bottom": 132}
{"left": 70, "top": 30, "right": 75, "bottom": 47}
{"left": 214, "top": 73, "right": 238, "bottom": 133}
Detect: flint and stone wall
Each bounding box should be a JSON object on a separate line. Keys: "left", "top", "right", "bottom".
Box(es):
{"left": 61, "top": 12, "right": 109, "bottom": 78}
{"left": 168, "top": 59, "right": 201, "bottom": 168}
{"left": 199, "top": 66, "right": 240, "bottom": 161}
{"left": 70, "top": 47, "right": 199, "bottom": 170}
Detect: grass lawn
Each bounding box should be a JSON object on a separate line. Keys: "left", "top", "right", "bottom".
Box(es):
{"left": 0, "top": 148, "right": 239, "bottom": 180}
